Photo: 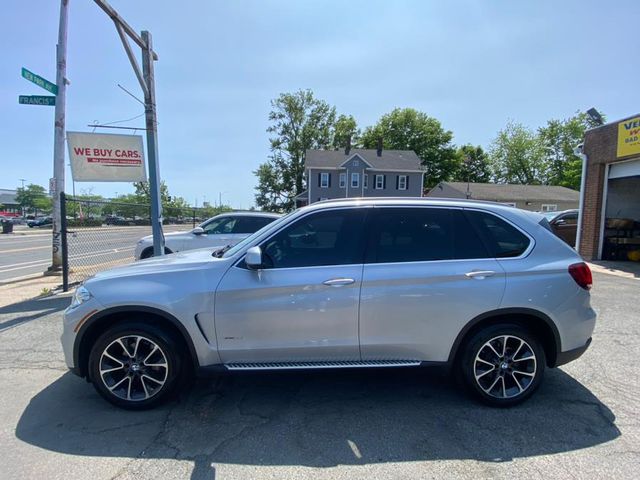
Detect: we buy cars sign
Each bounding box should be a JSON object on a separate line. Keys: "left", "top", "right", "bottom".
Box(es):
{"left": 67, "top": 131, "right": 147, "bottom": 182}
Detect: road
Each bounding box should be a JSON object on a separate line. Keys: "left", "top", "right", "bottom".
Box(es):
{"left": 0, "top": 271, "right": 638, "bottom": 479}
{"left": 0, "top": 225, "right": 192, "bottom": 283}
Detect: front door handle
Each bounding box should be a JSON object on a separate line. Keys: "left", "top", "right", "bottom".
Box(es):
{"left": 465, "top": 270, "right": 495, "bottom": 280}
{"left": 322, "top": 278, "right": 355, "bottom": 287}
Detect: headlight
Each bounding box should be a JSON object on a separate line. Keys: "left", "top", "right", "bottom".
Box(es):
{"left": 70, "top": 285, "right": 92, "bottom": 309}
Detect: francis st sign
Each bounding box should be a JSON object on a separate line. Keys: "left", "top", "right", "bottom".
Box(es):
{"left": 19, "top": 95, "right": 56, "bottom": 106}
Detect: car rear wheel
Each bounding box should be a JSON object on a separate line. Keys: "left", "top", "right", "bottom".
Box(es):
{"left": 459, "top": 324, "right": 545, "bottom": 407}
{"left": 88, "top": 322, "right": 182, "bottom": 409}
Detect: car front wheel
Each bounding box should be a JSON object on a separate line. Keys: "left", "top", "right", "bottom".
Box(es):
{"left": 88, "top": 323, "right": 182, "bottom": 409}
{"left": 460, "top": 324, "right": 545, "bottom": 407}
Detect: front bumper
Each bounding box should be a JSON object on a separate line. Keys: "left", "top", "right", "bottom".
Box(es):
{"left": 555, "top": 337, "right": 592, "bottom": 367}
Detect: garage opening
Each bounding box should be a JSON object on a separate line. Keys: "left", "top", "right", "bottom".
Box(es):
{"left": 602, "top": 160, "right": 640, "bottom": 261}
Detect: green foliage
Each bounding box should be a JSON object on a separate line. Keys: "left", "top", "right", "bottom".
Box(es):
{"left": 255, "top": 89, "right": 337, "bottom": 212}
{"left": 454, "top": 145, "right": 491, "bottom": 183}
{"left": 16, "top": 184, "right": 52, "bottom": 214}
{"left": 489, "top": 121, "right": 548, "bottom": 184}
{"left": 538, "top": 111, "right": 603, "bottom": 190}
{"left": 360, "top": 108, "right": 458, "bottom": 188}
{"left": 332, "top": 114, "right": 360, "bottom": 149}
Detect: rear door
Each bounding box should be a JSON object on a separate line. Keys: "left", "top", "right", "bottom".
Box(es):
{"left": 359, "top": 207, "right": 506, "bottom": 363}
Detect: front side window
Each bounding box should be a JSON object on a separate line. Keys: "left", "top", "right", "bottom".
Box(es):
{"left": 339, "top": 173, "right": 346, "bottom": 188}
{"left": 261, "top": 209, "right": 366, "bottom": 268}
{"left": 366, "top": 208, "right": 489, "bottom": 264}
{"left": 320, "top": 172, "right": 329, "bottom": 188}
{"left": 202, "top": 217, "right": 237, "bottom": 235}
{"left": 351, "top": 173, "right": 360, "bottom": 188}
{"left": 375, "top": 174, "right": 385, "bottom": 189}
{"left": 465, "top": 210, "right": 531, "bottom": 258}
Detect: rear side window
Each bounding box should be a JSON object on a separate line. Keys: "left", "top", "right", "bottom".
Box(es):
{"left": 233, "top": 216, "right": 276, "bottom": 234}
{"left": 465, "top": 210, "right": 530, "bottom": 258}
{"left": 366, "top": 208, "right": 489, "bottom": 263}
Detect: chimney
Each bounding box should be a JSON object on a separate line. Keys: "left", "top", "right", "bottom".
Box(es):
{"left": 376, "top": 137, "right": 383, "bottom": 157}
{"left": 344, "top": 135, "right": 351, "bottom": 155}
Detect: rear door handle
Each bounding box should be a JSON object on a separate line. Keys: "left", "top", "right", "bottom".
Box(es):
{"left": 465, "top": 270, "right": 496, "bottom": 279}
{"left": 323, "top": 278, "right": 355, "bottom": 287}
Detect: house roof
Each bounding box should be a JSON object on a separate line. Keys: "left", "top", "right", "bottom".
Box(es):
{"left": 0, "top": 189, "right": 18, "bottom": 206}
{"left": 435, "top": 182, "right": 580, "bottom": 202}
{"left": 305, "top": 149, "right": 422, "bottom": 171}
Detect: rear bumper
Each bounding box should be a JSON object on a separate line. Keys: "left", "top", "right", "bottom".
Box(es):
{"left": 555, "top": 337, "right": 592, "bottom": 367}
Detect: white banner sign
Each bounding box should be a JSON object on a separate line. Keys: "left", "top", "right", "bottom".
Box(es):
{"left": 67, "top": 131, "right": 147, "bottom": 182}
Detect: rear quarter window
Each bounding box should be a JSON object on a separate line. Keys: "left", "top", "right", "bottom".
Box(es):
{"left": 465, "top": 210, "right": 531, "bottom": 258}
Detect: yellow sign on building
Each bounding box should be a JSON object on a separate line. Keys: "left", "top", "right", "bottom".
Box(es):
{"left": 617, "top": 116, "right": 640, "bottom": 157}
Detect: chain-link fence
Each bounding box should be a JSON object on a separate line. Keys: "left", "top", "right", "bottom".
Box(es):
{"left": 61, "top": 194, "right": 222, "bottom": 289}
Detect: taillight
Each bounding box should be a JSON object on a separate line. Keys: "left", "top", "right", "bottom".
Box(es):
{"left": 569, "top": 262, "right": 592, "bottom": 290}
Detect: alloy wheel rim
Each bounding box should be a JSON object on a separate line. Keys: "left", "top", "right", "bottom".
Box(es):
{"left": 473, "top": 335, "right": 537, "bottom": 399}
{"left": 99, "top": 335, "right": 169, "bottom": 401}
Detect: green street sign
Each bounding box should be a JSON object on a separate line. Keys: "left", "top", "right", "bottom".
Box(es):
{"left": 21, "top": 67, "right": 58, "bottom": 95}
{"left": 19, "top": 95, "right": 56, "bottom": 106}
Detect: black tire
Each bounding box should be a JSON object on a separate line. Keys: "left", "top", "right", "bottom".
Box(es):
{"left": 140, "top": 247, "right": 172, "bottom": 259}
{"left": 88, "top": 322, "right": 183, "bottom": 410}
{"left": 459, "top": 323, "right": 545, "bottom": 407}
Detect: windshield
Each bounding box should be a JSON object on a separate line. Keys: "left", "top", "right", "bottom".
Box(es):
{"left": 222, "top": 210, "right": 297, "bottom": 258}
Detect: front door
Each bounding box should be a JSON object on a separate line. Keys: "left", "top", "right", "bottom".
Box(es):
{"left": 214, "top": 208, "right": 368, "bottom": 363}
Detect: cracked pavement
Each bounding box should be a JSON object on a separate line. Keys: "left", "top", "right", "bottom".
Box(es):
{"left": 0, "top": 272, "right": 638, "bottom": 479}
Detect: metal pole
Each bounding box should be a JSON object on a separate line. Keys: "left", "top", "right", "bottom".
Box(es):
{"left": 141, "top": 30, "right": 164, "bottom": 256}
{"left": 60, "top": 192, "right": 69, "bottom": 291}
{"left": 50, "top": 0, "right": 69, "bottom": 272}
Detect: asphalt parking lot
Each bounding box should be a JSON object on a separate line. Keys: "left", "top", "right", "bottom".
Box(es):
{"left": 0, "top": 271, "right": 638, "bottom": 480}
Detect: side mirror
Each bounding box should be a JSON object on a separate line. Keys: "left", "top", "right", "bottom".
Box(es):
{"left": 192, "top": 227, "right": 205, "bottom": 235}
{"left": 553, "top": 219, "right": 566, "bottom": 226}
{"left": 245, "top": 246, "right": 263, "bottom": 269}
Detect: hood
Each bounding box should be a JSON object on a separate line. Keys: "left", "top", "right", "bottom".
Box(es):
{"left": 139, "top": 230, "right": 192, "bottom": 242}
{"left": 88, "top": 248, "right": 229, "bottom": 282}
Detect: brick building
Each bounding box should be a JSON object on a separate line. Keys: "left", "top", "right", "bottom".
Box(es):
{"left": 578, "top": 113, "right": 640, "bottom": 261}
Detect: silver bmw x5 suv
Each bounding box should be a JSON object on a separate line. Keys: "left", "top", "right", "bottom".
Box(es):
{"left": 62, "top": 198, "right": 595, "bottom": 409}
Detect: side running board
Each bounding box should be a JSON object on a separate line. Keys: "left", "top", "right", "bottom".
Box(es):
{"left": 225, "top": 360, "right": 421, "bottom": 370}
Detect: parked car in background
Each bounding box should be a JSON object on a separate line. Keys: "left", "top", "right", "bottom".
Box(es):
{"left": 28, "top": 216, "right": 52, "bottom": 228}
{"left": 64, "top": 198, "right": 595, "bottom": 409}
{"left": 544, "top": 209, "right": 579, "bottom": 246}
{"left": 134, "top": 211, "right": 281, "bottom": 259}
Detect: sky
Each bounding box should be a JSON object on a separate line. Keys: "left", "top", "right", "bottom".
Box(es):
{"left": 1, "top": 0, "right": 637, "bottom": 209}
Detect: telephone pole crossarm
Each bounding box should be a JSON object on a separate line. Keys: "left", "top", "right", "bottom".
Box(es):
{"left": 93, "top": 0, "right": 158, "bottom": 60}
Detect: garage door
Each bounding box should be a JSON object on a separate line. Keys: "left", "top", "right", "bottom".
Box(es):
{"left": 609, "top": 158, "right": 640, "bottom": 179}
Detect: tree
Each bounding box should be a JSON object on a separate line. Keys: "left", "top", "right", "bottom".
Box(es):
{"left": 255, "top": 89, "right": 337, "bottom": 212}
{"left": 453, "top": 145, "right": 491, "bottom": 183}
{"left": 538, "top": 111, "right": 604, "bottom": 190}
{"left": 332, "top": 114, "right": 360, "bottom": 149}
{"left": 360, "top": 108, "right": 458, "bottom": 188}
{"left": 15, "top": 183, "right": 52, "bottom": 214}
{"left": 489, "top": 121, "right": 549, "bottom": 184}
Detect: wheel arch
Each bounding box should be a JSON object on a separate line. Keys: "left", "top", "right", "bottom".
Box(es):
{"left": 448, "top": 308, "right": 561, "bottom": 368}
{"left": 74, "top": 306, "right": 199, "bottom": 379}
